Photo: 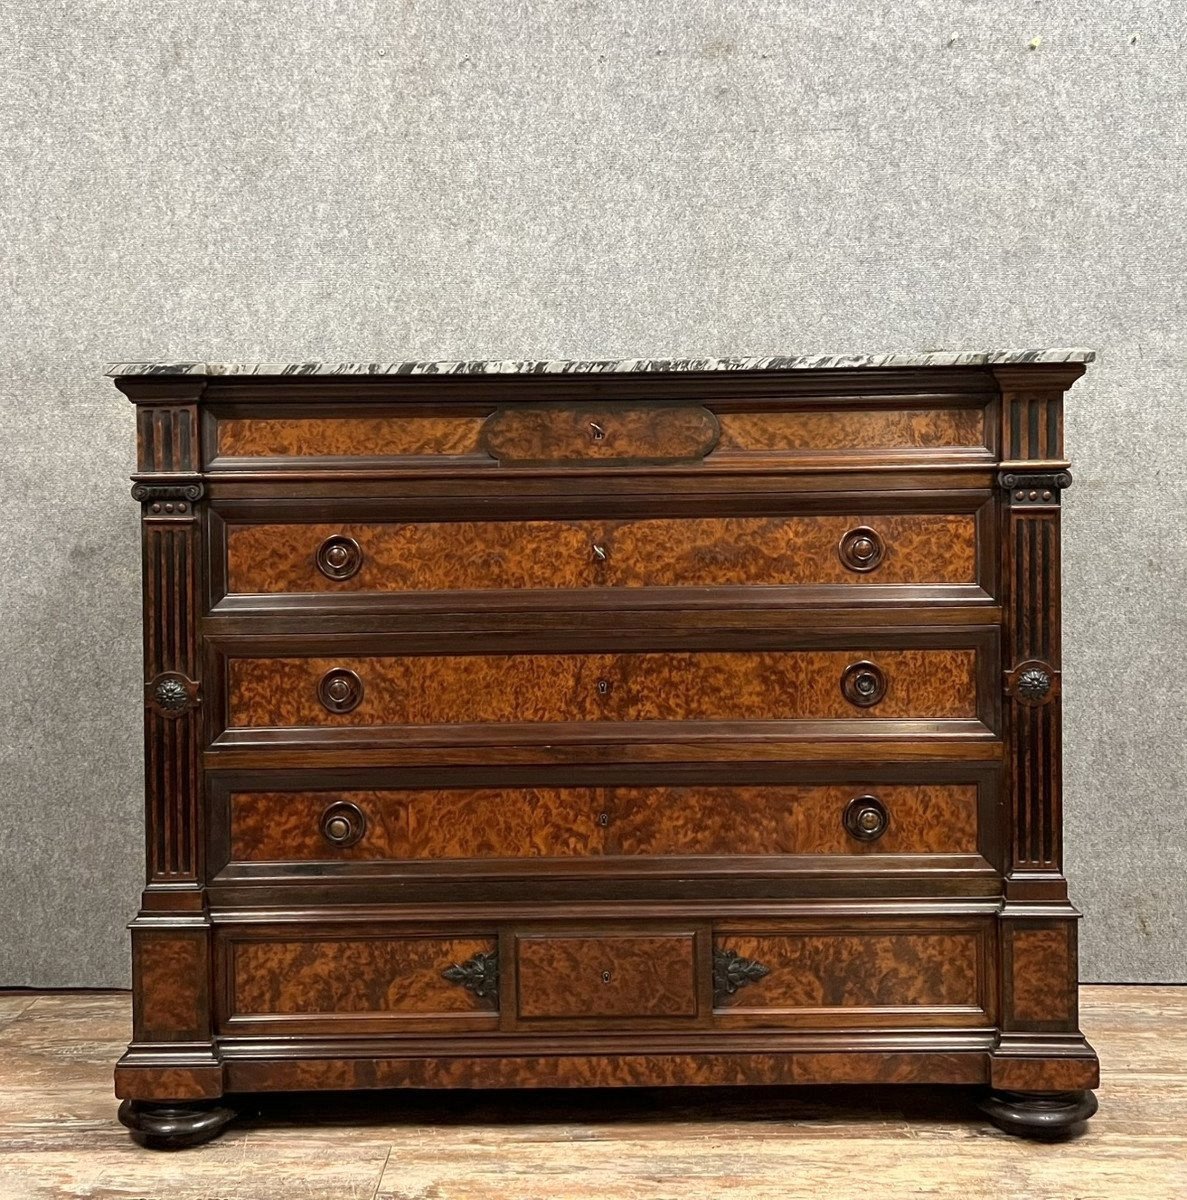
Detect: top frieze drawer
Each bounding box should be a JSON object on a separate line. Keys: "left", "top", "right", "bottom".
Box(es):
{"left": 203, "top": 397, "right": 994, "bottom": 472}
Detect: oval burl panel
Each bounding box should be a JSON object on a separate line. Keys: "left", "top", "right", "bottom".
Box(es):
{"left": 224, "top": 513, "right": 976, "bottom": 595}
{"left": 226, "top": 782, "right": 980, "bottom": 862}
{"left": 481, "top": 405, "right": 719, "bottom": 465}
{"left": 229, "top": 936, "right": 497, "bottom": 1016}
{"left": 515, "top": 934, "right": 698, "bottom": 1019}
{"left": 714, "top": 407, "right": 987, "bottom": 453}
{"left": 226, "top": 649, "right": 978, "bottom": 728}
{"left": 713, "top": 927, "right": 989, "bottom": 1025}
{"left": 216, "top": 414, "right": 487, "bottom": 458}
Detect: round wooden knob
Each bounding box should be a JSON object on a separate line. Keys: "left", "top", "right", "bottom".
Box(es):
{"left": 845, "top": 796, "right": 889, "bottom": 842}
{"left": 839, "top": 526, "right": 885, "bottom": 572}
{"left": 841, "top": 660, "right": 886, "bottom": 708}
{"left": 318, "top": 668, "right": 363, "bottom": 713}
{"left": 320, "top": 802, "right": 365, "bottom": 848}
{"left": 315, "top": 535, "right": 362, "bottom": 581}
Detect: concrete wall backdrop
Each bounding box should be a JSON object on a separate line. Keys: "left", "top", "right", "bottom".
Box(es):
{"left": 1, "top": 2, "right": 1184, "bottom": 987}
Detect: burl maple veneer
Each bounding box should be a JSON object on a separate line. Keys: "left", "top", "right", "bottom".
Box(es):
{"left": 110, "top": 349, "right": 1098, "bottom": 1147}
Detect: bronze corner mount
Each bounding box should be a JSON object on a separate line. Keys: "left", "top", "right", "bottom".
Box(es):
{"left": 442, "top": 951, "right": 499, "bottom": 1002}
{"left": 713, "top": 947, "right": 771, "bottom": 1006}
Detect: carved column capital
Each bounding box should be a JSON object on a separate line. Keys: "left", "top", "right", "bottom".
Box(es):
{"left": 132, "top": 479, "right": 205, "bottom": 517}
{"left": 998, "top": 470, "right": 1072, "bottom": 506}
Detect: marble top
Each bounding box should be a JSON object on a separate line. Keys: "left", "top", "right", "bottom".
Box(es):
{"left": 106, "top": 348, "right": 1095, "bottom": 378}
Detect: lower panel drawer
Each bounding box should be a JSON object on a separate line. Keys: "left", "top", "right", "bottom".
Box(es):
{"left": 216, "top": 929, "right": 499, "bottom": 1034}
{"left": 712, "top": 919, "right": 996, "bottom": 1029}
{"left": 515, "top": 932, "right": 700, "bottom": 1021}
{"left": 213, "top": 915, "right": 995, "bottom": 1038}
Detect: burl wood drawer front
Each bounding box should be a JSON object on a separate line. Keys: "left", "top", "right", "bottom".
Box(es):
{"left": 713, "top": 920, "right": 993, "bottom": 1028}
{"left": 226, "top": 649, "right": 977, "bottom": 728}
{"left": 515, "top": 934, "right": 699, "bottom": 1019}
{"left": 222, "top": 934, "right": 497, "bottom": 1025}
{"left": 217, "top": 412, "right": 488, "bottom": 459}
{"left": 215, "top": 405, "right": 720, "bottom": 466}
{"left": 224, "top": 783, "right": 979, "bottom": 864}
{"left": 714, "top": 406, "right": 986, "bottom": 455}
{"left": 209, "top": 399, "right": 990, "bottom": 469}
{"left": 223, "top": 513, "right": 976, "bottom": 596}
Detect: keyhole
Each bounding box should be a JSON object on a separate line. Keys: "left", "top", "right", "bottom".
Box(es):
{"left": 596, "top": 678, "right": 612, "bottom": 695}
{"left": 601, "top": 970, "right": 612, "bottom": 984}
{"left": 589, "top": 421, "right": 605, "bottom": 442}
{"left": 597, "top": 811, "right": 609, "bottom": 827}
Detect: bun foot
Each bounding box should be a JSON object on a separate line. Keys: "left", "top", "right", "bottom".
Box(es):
{"left": 118, "top": 1099, "right": 236, "bottom": 1149}
{"left": 978, "top": 1089, "right": 1098, "bottom": 1140}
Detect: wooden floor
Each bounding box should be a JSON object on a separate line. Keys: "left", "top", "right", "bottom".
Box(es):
{"left": 0, "top": 987, "right": 1183, "bottom": 1200}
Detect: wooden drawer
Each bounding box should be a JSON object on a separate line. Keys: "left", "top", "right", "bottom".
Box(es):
{"left": 214, "top": 917, "right": 994, "bottom": 1036}
{"left": 216, "top": 929, "right": 498, "bottom": 1034}
{"left": 220, "top": 511, "right": 980, "bottom": 599}
{"left": 514, "top": 932, "right": 700, "bottom": 1020}
{"left": 206, "top": 391, "right": 993, "bottom": 472}
{"left": 224, "top": 647, "right": 981, "bottom": 730}
{"left": 712, "top": 918, "right": 996, "bottom": 1028}
{"left": 216, "top": 781, "right": 984, "bottom": 868}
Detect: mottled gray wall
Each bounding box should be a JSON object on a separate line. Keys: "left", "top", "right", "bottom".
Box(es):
{"left": 2, "top": 2, "right": 1184, "bottom": 987}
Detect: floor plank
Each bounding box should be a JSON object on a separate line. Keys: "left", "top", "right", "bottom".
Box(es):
{"left": 0, "top": 986, "right": 1182, "bottom": 1200}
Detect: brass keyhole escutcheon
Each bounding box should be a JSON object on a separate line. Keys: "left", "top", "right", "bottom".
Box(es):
{"left": 841, "top": 660, "right": 887, "bottom": 708}
{"left": 597, "top": 811, "right": 610, "bottom": 827}
{"left": 844, "top": 795, "right": 889, "bottom": 843}
{"left": 589, "top": 421, "right": 606, "bottom": 442}
{"left": 601, "top": 970, "right": 612, "bottom": 984}
{"left": 838, "top": 526, "right": 885, "bottom": 573}
{"left": 596, "top": 678, "right": 612, "bottom": 696}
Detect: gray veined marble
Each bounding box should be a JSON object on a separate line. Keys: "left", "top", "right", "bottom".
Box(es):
{"left": 105, "top": 348, "right": 1095, "bottom": 378}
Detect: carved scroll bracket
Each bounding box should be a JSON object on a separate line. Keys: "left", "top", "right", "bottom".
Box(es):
{"left": 1005, "top": 660, "right": 1061, "bottom": 707}
{"left": 998, "top": 470, "right": 1072, "bottom": 507}
{"left": 146, "top": 672, "right": 202, "bottom": 718}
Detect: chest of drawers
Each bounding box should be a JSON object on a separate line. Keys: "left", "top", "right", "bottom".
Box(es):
{"left": 110, "top": 351, "right": 1099, "bottom": 1147}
